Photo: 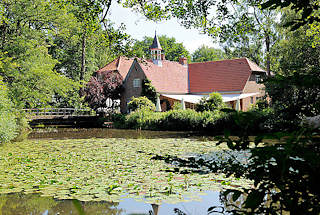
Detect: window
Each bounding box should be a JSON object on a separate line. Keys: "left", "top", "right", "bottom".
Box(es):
{"left": 250, "top": 97, "right": 254, "bottom": 104}
{"left": 133, "top": 78, "right": 140, "bottom": 88}
{"left": 256, "top": 74, "right": 262, "bottom": 83}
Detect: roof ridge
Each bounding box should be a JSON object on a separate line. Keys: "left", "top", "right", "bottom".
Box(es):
{"left": 116, "top": 56, "right": 121, "bottom": 70}
{"left": 244, "top": 58, "right": 266, "bottom": 72}
{"left": 189, "top": 57, "right": 247, "bottom": 65}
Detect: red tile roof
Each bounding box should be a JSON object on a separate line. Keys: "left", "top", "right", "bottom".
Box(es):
{"left": 189, "top": 58, "right": 265, "bottom": 93}
{"left": 96, "top": 56, "right": 264, "bottom": 94}
{"left": 97, "top": 56, "right": 134, "bottom": 79}
{"left": 138, "top": 59, "right": 188, "bottom": 93}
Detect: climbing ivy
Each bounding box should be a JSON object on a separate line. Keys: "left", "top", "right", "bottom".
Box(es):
{"left": 141, "top": 79, "right": 157, "bottom": 104}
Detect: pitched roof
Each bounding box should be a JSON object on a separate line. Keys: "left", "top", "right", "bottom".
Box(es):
{"left": 96, "top": 56, "right": 134, "bottom": 79}
{"left": 137, "top": 59, "right": 188, "bottom": 93}
{"left": 188, "top": 58, "right": 265, "bottom": 93}
{"left": 149, "top": 33, "right": 162, "bottom": 50}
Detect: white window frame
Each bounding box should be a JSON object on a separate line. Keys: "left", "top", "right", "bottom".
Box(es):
{"left": 256, "top": 74, "right": 261, "bottom": 83}
{"left": 133, "top": 78, "right": 140, "bottom": 88}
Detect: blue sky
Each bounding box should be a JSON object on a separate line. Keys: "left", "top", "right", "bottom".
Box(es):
{"left": 107, "top": 3, "right": 219, "bottom": 53}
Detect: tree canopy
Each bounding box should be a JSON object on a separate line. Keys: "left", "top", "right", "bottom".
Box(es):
{"left": 82, "top": 71, "right": 123, "bottom": 111}
{"left": 192, "top": 45, "right": 226, "bottom": 62}
{"left": 130, "top": 35, "right": 190, "bottom": 62}
{"left": 0, "top": 0, "right": 132, "bottom": 109}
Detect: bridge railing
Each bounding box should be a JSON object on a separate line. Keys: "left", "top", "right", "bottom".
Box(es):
{"left": 22, "top": 108, "right": 95, "bottom": 117}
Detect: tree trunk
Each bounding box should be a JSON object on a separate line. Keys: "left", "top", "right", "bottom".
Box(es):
{"left": 265, "top": 31, "right": 271, "bottom": 76}
{"left": 80, "top": 29, "right": 86, "bottom": 81}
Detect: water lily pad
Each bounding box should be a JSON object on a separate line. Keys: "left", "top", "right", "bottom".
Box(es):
{"left": 0, "top": 138, "right": 251, "bottom": 204}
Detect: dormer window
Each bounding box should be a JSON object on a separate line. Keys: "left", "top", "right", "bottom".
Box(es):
{"left": 256, "top": 74, "right": 262, "bottom": 83}
{"left": 133, "top": 78, "right": 140, "bottom": 88}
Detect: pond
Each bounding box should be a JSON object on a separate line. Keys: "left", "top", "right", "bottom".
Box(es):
{"left": 0, "top": 129, "right": 251, "bottom": 214}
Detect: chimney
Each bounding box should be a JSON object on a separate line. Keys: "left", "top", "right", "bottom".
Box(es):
{"left": 161, "top": 53, "right": 165, "bottom": 60}
{"left": 179, "top": 56, "right": 188, "bottom": 67}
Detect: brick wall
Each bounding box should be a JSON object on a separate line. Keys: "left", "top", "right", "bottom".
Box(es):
{"left": 242, "top": 72, "right": 266, "bottom": 111}
{"left": 120, "top": 62, "right": 146, "bottom": 113}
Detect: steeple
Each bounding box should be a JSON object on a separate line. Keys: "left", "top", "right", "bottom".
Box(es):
{"left": 150, "top": 31, "right": 162, "bottom": 67}
{"left": 150, "top": 31, "right": 162, "bottom": 50}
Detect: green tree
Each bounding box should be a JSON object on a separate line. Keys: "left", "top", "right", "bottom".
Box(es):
{"left": 261, "top": 0, "right": 320, "bottom": 29}
{"left": 82, "top": 70, "right": 123, "bottom": 111}
{"left": 262, "top": 9, "right": 320, "bottom": 130}
{"left": 217, "top": 0, "right": 279, "bottom": 75}
{"left": 0, "top": 0, "right": 132, "bottom": 109}
{"left": 131, "top": 35, "right": 190, "bottom": 62}
{"left": 0, "top": 0, "right": 80, "bottom": 108}
{"left": 196, "top": 92, "right": 225, "bottom": 112}
{"left": 192, "top": 45, "right": 226, "bottom": 62}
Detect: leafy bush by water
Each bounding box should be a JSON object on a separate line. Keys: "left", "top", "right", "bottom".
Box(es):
{"left": 122, "top": 109, "right": 225, "bottom": 131}
{"left": 0, "top": 79, "right": 17, "bottom": 143}
{"left": 116, "top": 108, "right": 272, "bottom": 134}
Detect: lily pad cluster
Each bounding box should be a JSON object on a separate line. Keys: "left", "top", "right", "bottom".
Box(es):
{"left": 0, "top": 138, "right": 251, "bottom": 204}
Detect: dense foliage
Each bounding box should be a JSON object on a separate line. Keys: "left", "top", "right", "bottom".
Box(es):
{"left": 218, "top": 131, "right": 320, "bottom": 214}
{"left": 117, "top": 108, "right": 270, "bottom": 134}
{"left": 196, "top": 92, "right": 225, "bottom": 112}
{"left": 82, "top": 71, "right": 123, "bottom": 111}
{"left": 127, "top": 96, "right": 156, "bottom": 112}
{"left": 0, "top": 0, "right": 131, "bottom": 109}
{"left": 123, "top": 109, "right": 220, "bottom": 131}
{"left": 191, "top": 45, "right": 226, "bottom": 62}
{"left": 141, "top": 79, "right": 157, "bottom": 104}
{"left": 0, "top": 79, "right": 17, "bottom": 143}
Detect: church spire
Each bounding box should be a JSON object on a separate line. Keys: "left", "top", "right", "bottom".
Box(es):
{"left": 150, "top": 31, "right": 162, "bottom": 50}
{"left": 150, "top": 31, "right": 162, "bottom": 66}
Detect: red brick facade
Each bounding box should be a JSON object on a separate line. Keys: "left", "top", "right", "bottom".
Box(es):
{"left": 120, "top": 62, "right": 146, "bottom": 112}
{"left": 241, "top": 72, "right": 266, "bottom": 111}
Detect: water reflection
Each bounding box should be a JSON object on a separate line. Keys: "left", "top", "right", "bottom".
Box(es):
{"left": 0, "top": 192, "right": 225, "bottom": 215}
{"left": 0, "top": 193, "right": 123, "bottom": 215}
{"left": 28, "top": 128, "right": 201, "bottom": 140}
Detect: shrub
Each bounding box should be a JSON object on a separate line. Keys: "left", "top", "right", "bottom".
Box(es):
{"left": 13, "top": 112, "right": 31, "bottom": 142}
{"left": 0, "top": 79, "right": 18, "bottom": 143}
{"left": 124, "top": 108, "right": 224, "bottom": 131}
{"left": 125, "top": 108, "right": 162, "bottom": 129}
{"left": 111, "top": 113, "right": 127, "bottom": 129}
{"left": 172, "top": 101, "right": 183, "bottom": 110}
{"left": 196, "top": 92, "right": 225, "bottom": 112}
{"left": 163, "top": 109, "right": 203, "bottom": 130}
{"left": 122, "top": 103, "right": 271, "bottom": 134}
{"left": 211, "top": 109, "right": 272, "bottom": 135}
{"left": 127, "top": 96, "right": 156, "bottom": 112}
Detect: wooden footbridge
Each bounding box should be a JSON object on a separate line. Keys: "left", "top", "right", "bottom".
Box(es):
{"left": 23, "top": 108, "right": 106, "bottom": 128}
{"left": 23, "top": 108, "right": 95, "bottom": 119}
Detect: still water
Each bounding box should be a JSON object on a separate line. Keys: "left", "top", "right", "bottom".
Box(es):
{"left": 1, "top": 128, "right": 232, "bottom": 215}
{"left": 28, "top": 128, "right": 203, "bottom": 140}
{"left": 0, "top": 191, "right": 225, "bottom": 215}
